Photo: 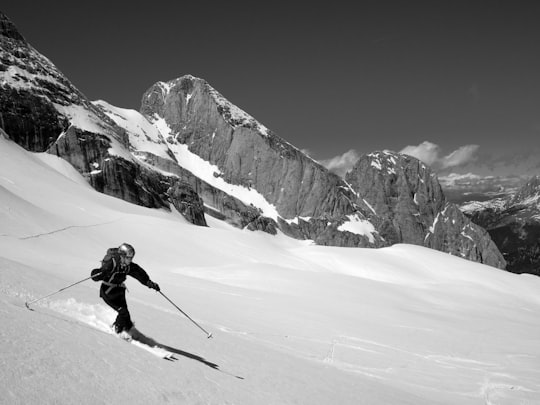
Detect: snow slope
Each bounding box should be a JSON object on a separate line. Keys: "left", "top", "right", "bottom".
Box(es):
{"left": 1, "top": 134, "right": 540, "bottom": 404}
{"left": 92, "top": 100, "right": 174, "bottom": 161}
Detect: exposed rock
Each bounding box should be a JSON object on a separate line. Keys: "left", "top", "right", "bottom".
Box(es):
{"left": 427, "top": 203, "right": 507, "bottom": 268}
{"left": 466, "top": 176, "right": 540, "bottom": 275}
{"left": 508, "top": 176, "right": 540, "bottom": 207}
{"left": 140, "top": 75, "right": 382, "bottom": 246}
{"left": 0, "top": 11, "right": 25, "bottom": 42}
{"left": 131, "top": 150, "right": 276, "bottom": 230}
{"left": 141, "top": 76, "right": 356, "bottom": 218}
{"left": 346, "top": 151, "right": 506, "bottom": 269}
{"left": 0, "top": 87, "right": 68, "bottom": 151}
{"left": 0, "top": 12, "right": 204, "bottom": 225}
{"left": 50, "top": 126, "right": 110, "bottom": 174}
{"left": 246, "top": 216, "right": 278, "bottom": 235}
{"left": 168, "top": 180, "right": 207, "bottom": 226}
{"left": 346, "top": 152, "right": 446, "bottom": 243}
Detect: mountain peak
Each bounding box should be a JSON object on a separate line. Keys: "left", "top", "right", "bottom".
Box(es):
{"left": 142, "top": 74, "right": 275, "bottom": 141}
{"left": 155, "top": 74, "right": 205, "bottom": 95}
{"left": 0, "top": 11, "right": 25, "bottom": 42}
{"left": 359, "top": 150, "right": 432, "bottom": 177}
{"left": 509, "top": 175, "right": 540, "bottom": 207}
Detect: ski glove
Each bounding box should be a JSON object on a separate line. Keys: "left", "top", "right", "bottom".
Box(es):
{"left": 90, "top": 268, "right": 103, "bottom": 282}
{"left": 147, "top": 280, "right": 160, "bottom": 291}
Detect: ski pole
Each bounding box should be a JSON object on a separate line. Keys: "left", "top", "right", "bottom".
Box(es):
{"left": 159, "top": 291, "right": 213, "bottom": 339}
{"left": 25, "top": 273, "right": 100, "bottom": 309}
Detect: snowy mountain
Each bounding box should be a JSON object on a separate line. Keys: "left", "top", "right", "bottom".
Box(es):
{"left": 2, "top": 116, "right": 540, "bottom": 405}
{"left": 0, "top": 11, "right": 176, "bottom": 211}
{"left": 138, "top": 75, "right": 384, "bottom": 246}
{"left": 463, "top": 176, "right": 540, "bottom": 275}
{"left": 0, "top": 11, "right": 381, "bottom": 248}
{"left": 1, "top": 10, "right": 503, "bottom": 268}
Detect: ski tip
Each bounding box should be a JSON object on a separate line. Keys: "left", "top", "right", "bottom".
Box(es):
{"left": 24, "top": 302, "right": 33, "bottom": 311}
{"left": 207, "top": 333, "right": 213, "bottom": 339}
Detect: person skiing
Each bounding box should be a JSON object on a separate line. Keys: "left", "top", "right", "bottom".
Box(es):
{"left": 91, "top": 243, "right": 160, "bottom": 334}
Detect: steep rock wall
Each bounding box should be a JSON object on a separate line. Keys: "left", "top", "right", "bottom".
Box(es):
{"left": 346, "top": 151, "right": 506, "bottom": 269}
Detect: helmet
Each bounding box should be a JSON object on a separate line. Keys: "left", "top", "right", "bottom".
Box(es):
{"left": 118, "top": 243, "right": 135, "bottom": 258}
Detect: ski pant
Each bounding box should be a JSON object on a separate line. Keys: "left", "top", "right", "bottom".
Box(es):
{"left": 100, "top": 285, "right": 133, "bottom": 332}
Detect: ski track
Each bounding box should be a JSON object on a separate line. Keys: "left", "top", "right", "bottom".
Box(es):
{"left": 32, "top": 297, "right": 176, "bottom": 359}
{"left": 4, "top": 273, "right": 540, "bottom": 404}
{"left": 18, "top": 220, "right": 121, "bottom": 240}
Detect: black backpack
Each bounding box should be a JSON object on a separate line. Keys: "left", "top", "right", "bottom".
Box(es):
{"left": 90, "top": 247, "right": 121, "bottom": 281}
{"left": 101, "top": 247, "right": 121, "bottom": 269}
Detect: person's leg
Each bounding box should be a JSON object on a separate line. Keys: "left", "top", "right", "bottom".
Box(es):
{"left": 101, "top": 289, "right": 133, "bottom": 332}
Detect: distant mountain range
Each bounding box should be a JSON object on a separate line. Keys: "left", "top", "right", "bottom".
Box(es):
{"left": 0, "top": 10, "right": 509, "bottom": 270}
{"left": 438, "top": 149, "right": 540, "bottom": 205}
{"left": 439, "top": 172, "right": 521, "bottom": 205}
{"left": 462, "top": 176, "right": 540, "bottom": 275}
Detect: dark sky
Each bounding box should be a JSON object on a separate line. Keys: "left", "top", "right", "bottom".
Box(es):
{"left": 2, "top": 1, "right": 540, "bottom": 168}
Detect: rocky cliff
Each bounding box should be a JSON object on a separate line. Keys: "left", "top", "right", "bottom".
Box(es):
{"left": 464, "top": 176, "right": 540, "bottom": 275}
{"left": 140, "top": 76, "right": 349, "bottom": 218}
{"left": 138, "top": 75, "right": 383, "bottom": 247}
{"left": 346, "top": 151, "right": 506, "bottom": 269}
{"left": 0, "top": 11, "right": 204, "bottom": 222}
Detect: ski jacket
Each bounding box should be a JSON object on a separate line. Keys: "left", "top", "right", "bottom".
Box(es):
{"left": 99, "top": 259, "right": 150, "bottom": 295}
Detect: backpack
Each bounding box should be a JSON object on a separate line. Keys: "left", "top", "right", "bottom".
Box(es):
{"left": 90, "top": 247, "right": 121, "bottom": 281}
{"left": 101, "top": 247, "right": 121, "bottom": 269}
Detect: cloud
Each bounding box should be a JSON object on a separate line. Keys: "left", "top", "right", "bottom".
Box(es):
{"left": 440, "top": 144, "right": 479, "bottom": 169}
{"left": 400, "top": 141, "right": 479, "bottom": 170}
{"left": 319, "top": 149, "right": 361, "bottom": 177}
{"left": 400, "top": 141, "right": 440, "bottom": 166}
{"left": 319, "top": 142, "right": 481, "bottom": 179}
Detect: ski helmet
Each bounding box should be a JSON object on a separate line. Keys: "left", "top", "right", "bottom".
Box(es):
{"left": 118, "top": 243, "right": 135, "bottom": 258}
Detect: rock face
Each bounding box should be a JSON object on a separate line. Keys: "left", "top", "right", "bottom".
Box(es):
{"left": 0, "top": 11, "right": 24, "bottom": 42}
{"left": 465, "top": 176, "right": 540, "bottom": 275}
{"left": 139, "top": 75, "right": 382, "bottom": 247}
{"left": 141, "top": 76, "right": 350, "bottom": 218}
{"left": 168, "top": 180, "right": 207, "bottom": 226}
{"left": 427, "top": 204, "right": 506, "bottom": 269}
{"left": 346, "top": 152, "right": 445, "bottom": 245}
{"left": 346, "top": 151, "right": 506, "bottom": 269}
{"left": 0, "top": 12, "right": 203, "bottom": 222}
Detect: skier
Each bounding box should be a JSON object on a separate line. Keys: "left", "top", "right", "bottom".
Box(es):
{"left": 91, "top": 243, "right": 160, "bottom": 334}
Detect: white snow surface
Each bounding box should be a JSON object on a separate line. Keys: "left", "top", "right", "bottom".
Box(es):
{"left": 0, "top": 64, "right": 62, "bottom": 92}
{"left": 92, "top": 100, "right": 174, "bottom": 161}
{"left": 1, "top": 134, "right": 540, "bottom": 404}
{"left": 337, "top": 214, "right": 377, "bottom": 243}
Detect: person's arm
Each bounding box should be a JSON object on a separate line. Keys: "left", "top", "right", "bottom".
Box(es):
{"left": 129, "top": 263, "right": 160, "bottom": 291}
{"left": 90, "top": 259, "right": 113, "bottom": 281}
